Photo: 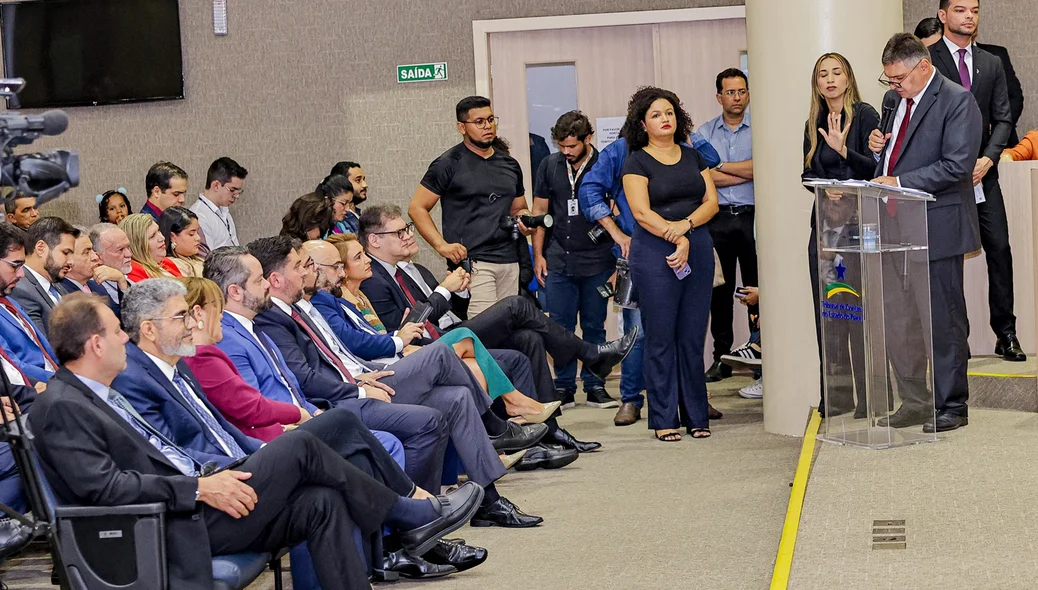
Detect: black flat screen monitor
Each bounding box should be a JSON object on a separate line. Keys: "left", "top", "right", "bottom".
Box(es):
{"left": 1, "top": 0, "right": 184, "bottom": 108}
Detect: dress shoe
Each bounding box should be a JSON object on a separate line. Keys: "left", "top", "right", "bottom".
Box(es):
{"left": 423, "top": 540, "right": 488, "bottom": 572}
{"left": 556, "top": 388, "right": 576, "bottom": 409}
{"left": 585, "top": 386, "right": 620, "bottom": 408}
{"left": 708, "top": 403, "right": 723, "bottom": 420}
{"left": 470, "top": 496, "right": 544, "bottom": 528}
{"left": 490, "top": 421, "right": 548, "bottom": 453}
{"left": 705, "top": 361, "right": 732, "bottom": 383}
{"left": 519, "top": 400, "right": 562, "bottom": 424}
{"left": 515, "top": 443, "right": 579, "bottom": 471}
{"left": 398, "top": 481, "right": 484, "bottom": 556}
{"left": 923, "top": 411, "right": 968, "bottom": 433}
{"left": 995, "top": 335, "right": 1027, "bottom": 362}
{"left": 876, "top": 407, "right": 931, "bottom": 429}
{"left": 382, "top": 549, "right": 456, "bottom": 579}
{"left": 549, "top": 426, "right": 602, "bottom": 453}
{"left": 613, "top": 402, "right": 641, "bottom": 426}
{"left": 587, "top": 326, "right": 639, "bottom": 380}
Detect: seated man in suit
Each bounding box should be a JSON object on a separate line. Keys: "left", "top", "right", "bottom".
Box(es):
{"left": 87, "top": 222, "right": 133, "bottom": 313}
{"left": 32, "top": 293, "right": 484, "bottom": 590}
{"left": 9, "top": 216, "right": 78, "bottom": 335}
{"left": 359, "top": 205, "right": 635, "bottom": 452}
{"left": 248, "top": 237, "right": 546, "bottom": 527}
{"left": 0, "top": 348, "right": 41, "bottom": 515}
{"left": 0, "top": 223, "right": 58, "bottom": 383}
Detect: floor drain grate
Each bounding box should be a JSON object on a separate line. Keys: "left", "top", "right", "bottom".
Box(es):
{"left": 872, "top": 519, "right": 906, "bottom": 550}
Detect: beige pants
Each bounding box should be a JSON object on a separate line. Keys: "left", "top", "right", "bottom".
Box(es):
{"left": 467, "top": 261, "right": 520, "bottom": 317}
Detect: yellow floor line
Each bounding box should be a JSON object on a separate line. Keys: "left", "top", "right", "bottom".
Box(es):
{"left": 967, "top": 372, "right": 1036, "bottom": 379}
{"left": 770, "top": 409, "right": 822, "bottom": 590}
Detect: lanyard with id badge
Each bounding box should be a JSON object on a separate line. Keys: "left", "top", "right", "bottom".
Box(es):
{"left": 566, "top": 155, "right": 592, "bottom": 217}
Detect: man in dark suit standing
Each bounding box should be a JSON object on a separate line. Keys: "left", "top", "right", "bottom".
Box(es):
{"left": 929, "top": 0, "right": 1024, "bottom": 361}
{"left": 30, "top": 293, "right": 484, "bottom": 589}
{"left": 974, "top": 42, "right": 1024, "bottom": 147}
{"left": 9, "top": 217, "right": 77, "bottom": 336}
{"left": 870, "top": 33, "right": 983, "bottom": 432}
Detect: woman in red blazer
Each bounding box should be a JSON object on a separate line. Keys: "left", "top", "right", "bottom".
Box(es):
{"left": 179, "top": 276, "right": 312, "bottom": 442}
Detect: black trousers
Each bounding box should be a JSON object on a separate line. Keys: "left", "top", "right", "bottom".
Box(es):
{"left": 203, "top": 430, "right": 398, "bottom": 590}
{"left": 707, "top": 208, "right": 759, "bottom": 360}
{"left": 978, "top": 173, "right": 1016, "bottom": 338}
{"left": 457, "top": 295, "right": 585, "bottom": 405}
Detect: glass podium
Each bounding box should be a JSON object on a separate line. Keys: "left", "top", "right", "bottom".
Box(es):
{"left": 806, "top": 180, "right": 939, "bottom": 449}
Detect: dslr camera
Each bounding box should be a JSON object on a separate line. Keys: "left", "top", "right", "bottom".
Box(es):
{"left": 500, "top": 213, "right": 553, "bottom": 241}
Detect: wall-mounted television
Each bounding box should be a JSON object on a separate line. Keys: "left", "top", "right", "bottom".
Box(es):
{"left": 1, "top": 0, "right": 184, "bottom": 109}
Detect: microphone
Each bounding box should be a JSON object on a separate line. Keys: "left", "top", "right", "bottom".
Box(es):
{"left": 879, "top": 104, "right": 895, "bottom": 134}
{"left": 0, "top": 109, "right": 69, "bottom": 136}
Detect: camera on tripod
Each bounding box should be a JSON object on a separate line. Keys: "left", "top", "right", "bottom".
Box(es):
{"left": 0, "top": 78, "right": 79, "bottom": 208}
{"left": 500, "top": 213, "right": 553, "bottom": 241}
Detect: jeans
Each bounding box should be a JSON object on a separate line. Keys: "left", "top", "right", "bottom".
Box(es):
{"left": 545, "top": 268, "right": 612, "bottom": 392}
{"left": 620, "top": 308, "right": 646, "bottom": 407}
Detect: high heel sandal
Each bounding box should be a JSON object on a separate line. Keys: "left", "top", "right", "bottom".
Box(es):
{"left": 687, "top": 428, "right": 711, "bottom": 439}
{"left": 655, "top": 430, "right": 682, "bottom": 442}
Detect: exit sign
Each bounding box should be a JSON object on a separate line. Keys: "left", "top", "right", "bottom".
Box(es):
{"left": 397, "top": 62, "right": 448, "bottom": 84}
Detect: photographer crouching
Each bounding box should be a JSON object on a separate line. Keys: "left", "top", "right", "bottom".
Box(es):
{"left": 409, "top": 96, "right": 543, "bottom": 318}
{"left": 531, "top": 111, "right": 619, "bottom": 410}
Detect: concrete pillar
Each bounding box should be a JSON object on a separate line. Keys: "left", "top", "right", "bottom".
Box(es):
{"left": 746, "top": 0, "right": 904, "bottom": 436}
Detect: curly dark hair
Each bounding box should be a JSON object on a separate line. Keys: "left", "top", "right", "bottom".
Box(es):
{"left": 280, "top": 193, "right": 332, "bottom": 241}
{"left": 619, "top": 87, "right": 693, "bottom": 151}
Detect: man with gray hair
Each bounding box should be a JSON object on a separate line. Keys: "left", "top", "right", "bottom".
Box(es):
{"left": 87, "top": 222, "right": 132, "bottom": 312}
{"left": 869, "top": 32, "right": 982, "bottom": 432}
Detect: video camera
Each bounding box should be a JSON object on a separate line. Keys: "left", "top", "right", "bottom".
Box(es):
{"left": 500, "top": 213, "right": 553, "bottom": 241}
{"left": 0, "top": 78, "right": 79, "bottom": 207}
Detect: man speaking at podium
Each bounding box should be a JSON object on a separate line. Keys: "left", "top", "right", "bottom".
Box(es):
{"left": 869, "top": 33, "right": 982, "bottom": 432}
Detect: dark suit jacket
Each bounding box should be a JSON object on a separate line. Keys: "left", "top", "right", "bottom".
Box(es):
{"left": 28, "top": 367, "right": 211, "bottom": 589}
{"left": 310, "top": 290, "right": 398, "bottom": 360}
{"left": 360, "top": 259, "right": 461, "bottom": 333}
{"left": 73, "top": 278, "right": 122, "bottom": 319}
{"left": 930, "top": 41, "right": 1013, "bottom": 173}
{"left": 976, "top": 42, "right": 1024, "bottom": 146}
{"left": 802, "top": 101, "right": 881, "bottom": 187}
{"left": 253, "top": 304, "right": 361, "bottom": 406}
{"left": 112, "top": 342, "right": 263, "bottom": 467}
{"left": 876, "top": 73, "right": 983, "bottom": 260}
{"left": 9, "top": 270, "right": 65, "bottom": 336}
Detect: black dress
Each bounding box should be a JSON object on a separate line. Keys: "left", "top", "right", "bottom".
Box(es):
{"left": 801, "top": 101, "right": 880, "bottom": 413}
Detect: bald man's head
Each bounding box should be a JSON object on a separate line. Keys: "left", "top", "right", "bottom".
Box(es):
{"left": 302, "top": 240, "right": 345, "bottom": 295}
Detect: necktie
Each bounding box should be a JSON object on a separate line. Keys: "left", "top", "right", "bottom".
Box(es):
{"left": 957, "top": 48, "right": 972, "bottom": 92}
{"left": 885, "top": 98, "right": 914, "bottom": 216}
{"left": 0, "top": 297, "right": 57, "bottom": 370}
{"left": 106, "top": 387, "right": 199, "bottom": 475}
{"left": 171, "top": 369, "right": 246, "bottom": 459}
{"left": 47, "top": 284, "right": 62, "bottom": 305}
{"left": 393, "top": 269, "right": 441, "bottom": 339}
{"left": 289, "top": 308, "right": 358, "bottom": 384}
{"left": 257, "top": 331, "right": 310, "bottom": 408}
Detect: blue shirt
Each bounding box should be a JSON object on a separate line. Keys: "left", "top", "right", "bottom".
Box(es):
{"left": 701, "top": 112, "right": 754, "bottom": 206}
{"left": 577, "top": 134, "right": 720, "bottom": 258}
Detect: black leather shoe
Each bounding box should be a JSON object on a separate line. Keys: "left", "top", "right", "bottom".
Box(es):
{"left": 490, "top": 421, "right": 548, "bottom": 453}
{"left": 556, "top": 388, "right": 576, "bottom": 409}
{"left": 995, "top": 335, "right": 1027, "bottom": 362}
{"left": 398, "top": 481, "right": 484, "bottom": 556}
{"left": 470, "top": 496, "right": 544, "bottom": 528}
{"left": 382, "top": 549, "right": 457, "bottom": 579}
{"left": 515, "top": 443, "right": 579, "bottom": 471}
{"left": 587, "top": 326, "right": 639, "bottom": 380}
{"left": 923, "top": 411, "right": 968, "bottom": 433}
{"left": 876, "top": 407, "right": 931, "bottom": 428}
{"left": 705, "top": 361, "right": 732, "bottom": 382}
{"left": 424, "top": 540, "right": 488, "bottom": 572}
{"left": 549, "top": 426, "right": 602, "bottom": 453}
{"left": 585, "top": 386, "right": 620, "bottom": 409}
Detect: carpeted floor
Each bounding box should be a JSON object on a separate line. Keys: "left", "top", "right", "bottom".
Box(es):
{"left": 2, "top": 376, "right": 802, "bottom": 589}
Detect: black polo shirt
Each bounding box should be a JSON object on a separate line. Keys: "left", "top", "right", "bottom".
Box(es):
{"left": 534, "top": 149, "right": 615, "bottom": 277}
{"left": 420, "top": 143, "right": 524, "bottom": 264}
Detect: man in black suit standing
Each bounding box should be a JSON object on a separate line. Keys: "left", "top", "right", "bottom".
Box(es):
{"left": 974, "top": 42, "right": 1024, "bottom": 147}
{"left": 870, "top": 33, "right": 983, "bottom": 432}
{"left": 28, "top": 293, "right": 484, "bottom": 589}
{"left": 930, "top": 0, "right": 1024, "bottom": 362}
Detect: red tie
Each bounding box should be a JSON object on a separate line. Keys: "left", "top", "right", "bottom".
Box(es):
{"left": 0, "top": 297, "right": 58, "bottom": 369}
{"left": 0, "top": 346, "right": 31, "bottom": 386}
{"left": 289, "top": 308, "right": 357, "bottom": 384}
{"left": 394, "top": 269, "right": 441, "bottom": 339}
{"left": 885, "top": 98, "right": 914, "bottom": 216}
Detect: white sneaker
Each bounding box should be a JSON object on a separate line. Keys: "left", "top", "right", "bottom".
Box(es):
{"left": 739, "top": 378, "right": 763, "bottom": 399}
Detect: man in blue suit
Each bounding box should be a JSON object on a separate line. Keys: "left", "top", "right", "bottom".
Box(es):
{"left": 59, "top": 230, "right": 123, "bottom": 319}
{"left": 0, "top": 223, "right": 58, "bottom": 383}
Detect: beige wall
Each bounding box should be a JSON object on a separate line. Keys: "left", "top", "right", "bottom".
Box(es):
{"left": 903, "top": 0, "right": 1038, "bottom": 137}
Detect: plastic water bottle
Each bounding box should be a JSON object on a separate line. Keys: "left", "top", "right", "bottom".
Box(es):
{"left": 861, "top": 223, "right": 879, "bottom": 252}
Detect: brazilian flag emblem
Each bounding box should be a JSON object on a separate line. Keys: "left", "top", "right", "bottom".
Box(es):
{"left": 825, "top": 282, "right": 859, "bottom": 299}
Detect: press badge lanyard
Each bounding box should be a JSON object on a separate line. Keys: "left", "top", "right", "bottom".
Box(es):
{"left": 199, "top": 195, "right": 237, "bottom": 245}
{"left": 566, "top": 156, "right": 591, "bottom": 217}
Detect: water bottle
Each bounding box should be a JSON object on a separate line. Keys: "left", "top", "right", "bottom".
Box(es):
{"left": 861, "top": 223, "right": 879, "bottom": 253}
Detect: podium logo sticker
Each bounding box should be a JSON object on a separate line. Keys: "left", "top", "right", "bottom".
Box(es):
{"left": 825, "top": 282, "right": 859, "bottom": 299}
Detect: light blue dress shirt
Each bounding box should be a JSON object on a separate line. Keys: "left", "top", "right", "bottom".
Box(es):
{"left": 701, "top": 112, "right": 755, "bottom": 206}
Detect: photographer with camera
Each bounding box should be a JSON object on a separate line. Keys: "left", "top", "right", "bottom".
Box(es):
{"left": 532, "top": 112, "right": 618, "bottom": 410}
{"left": 409, "top": 96, "right": 535, "bottom": 318}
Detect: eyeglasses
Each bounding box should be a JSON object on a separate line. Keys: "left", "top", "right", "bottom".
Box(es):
{"left": 0, "top": 258, "right": 25, "bottom": 271}
{"left": 372, "top": 222, "right": 415, "bottom": 240}
{"left": 721, "top": 89, "right": 747, "bottom": 98}
{"left": 148, "top": 313, "right": 194, "bottom": 328}
{"left": 315, "top": 261, "right": 345, "bottom": 273}
{"left": 226, "top": 186, "right": 243, "bottom": 196}
{"left": 302, "top": 258, "right": 317, "bottom": 271}
{"left": 463, "top": 116, "right": 499, "bottom": 128}
{"left": 878, "top": 60, "right": 922, "bottom": 90}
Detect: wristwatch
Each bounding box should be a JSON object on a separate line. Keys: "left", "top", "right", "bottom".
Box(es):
{"left": 195, "top": 488, "right": 201, "bottom": 501}
{"left": 715, "top": 161, "right": 725, "bottom": 171}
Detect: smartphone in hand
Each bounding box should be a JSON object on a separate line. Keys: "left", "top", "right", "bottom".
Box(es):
{"left": 674, "top": 263, "right": 691, "bottom": 280}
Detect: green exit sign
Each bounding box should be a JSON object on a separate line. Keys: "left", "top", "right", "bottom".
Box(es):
{"left": 397, "top": 62, "right": 448, "bottom": 84}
